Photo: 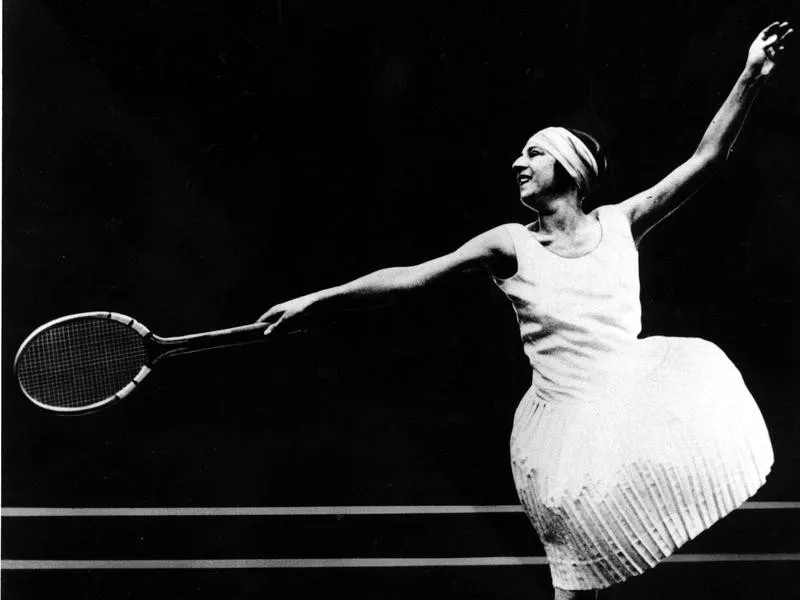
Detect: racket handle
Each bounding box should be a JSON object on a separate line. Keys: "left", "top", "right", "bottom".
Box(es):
{"left": 153, "top": 322, "right": 303, "bottom": 360}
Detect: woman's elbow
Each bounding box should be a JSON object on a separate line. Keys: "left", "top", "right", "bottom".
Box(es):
{"left": 693, "top": 143, "right": 729, "bottom": 167}
{"left": 392, "top": 263, "right": 449, "bottom": 293}
{"left": 377, "top": 266, "right": 423, "bottom": 292}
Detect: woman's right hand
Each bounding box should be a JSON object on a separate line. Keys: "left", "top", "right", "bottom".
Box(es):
{"left": 257, "top": 294, "right": 315, "bottom": 336}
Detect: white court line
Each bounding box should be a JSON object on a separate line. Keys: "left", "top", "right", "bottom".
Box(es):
{"left": 0, "top": 505, "right": 521, "bottom": 517}
{"left": 3, "top": 555, "right": 800, "bottom": 570}
{"left": 2, "top": 502, "right": 799, "bottom": 517}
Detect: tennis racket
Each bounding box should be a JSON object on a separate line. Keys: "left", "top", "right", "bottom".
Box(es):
{"left": 14, "top": 311, "right": 283, "bottom": 415}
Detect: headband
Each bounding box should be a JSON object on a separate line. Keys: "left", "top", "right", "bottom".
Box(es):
{"left": 530, "top": 127, "right": 599, "bottom": 196}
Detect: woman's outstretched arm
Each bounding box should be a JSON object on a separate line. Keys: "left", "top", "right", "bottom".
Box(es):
{"left": 257, "top": 225, "right": 516, "bottom": 335}
{"left": 619, "top": 21, "right": 793, "bottom": 243}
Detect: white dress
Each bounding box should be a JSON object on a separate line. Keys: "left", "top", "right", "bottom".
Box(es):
{"left": 493, "top": 204, "right": 773, "bottom": 590}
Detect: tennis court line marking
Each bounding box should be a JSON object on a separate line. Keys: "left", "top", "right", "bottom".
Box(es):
{"left": 2, "top": 502, "right": 799, "bottom": 517}
{"left": 3, "top": 555, "right": 800, "bottom": 570}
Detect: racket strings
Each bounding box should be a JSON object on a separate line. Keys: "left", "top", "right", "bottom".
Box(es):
{"left": 16, "top": 319, "right": 149, "bottom": 409}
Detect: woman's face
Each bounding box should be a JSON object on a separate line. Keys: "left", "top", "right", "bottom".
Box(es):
{"left": 512, "top": 139, "right": 566, "bottom": 206}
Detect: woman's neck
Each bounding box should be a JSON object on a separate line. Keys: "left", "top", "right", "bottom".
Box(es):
{"left": 532, "top": 196, "right": 587, "bottom": 235}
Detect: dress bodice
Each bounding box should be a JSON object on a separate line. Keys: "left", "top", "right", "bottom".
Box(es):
{"left": 494, "top": 204, "right": 644, "bottom": 403}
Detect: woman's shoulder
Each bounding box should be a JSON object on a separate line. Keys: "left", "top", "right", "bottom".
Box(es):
{"left": 470, "top": 223, "right": 520, "bottom": 258}
{"left": 475, "top": 224, "right": 519, "bottom": 281}
{"left": 450, "top": 224, "right": 520, "bottom": 265}
{"left": 484, "top": 222, "right": 533, "bottom": 254}
{"left": 465, "top": 224, "right": 528, "bottom": 280}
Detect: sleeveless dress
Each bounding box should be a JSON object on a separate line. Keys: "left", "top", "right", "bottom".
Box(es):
{"left": 493, "top": 204, "right": 773, "bottom": 590}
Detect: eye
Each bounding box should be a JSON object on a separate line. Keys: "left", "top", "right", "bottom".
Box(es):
{"left": 527, "top": 148, "right": 542, "bottom": 158}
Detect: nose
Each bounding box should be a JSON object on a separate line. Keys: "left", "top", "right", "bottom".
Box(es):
{"left": 512, "top": 154, "right": 526, "bottom": 171}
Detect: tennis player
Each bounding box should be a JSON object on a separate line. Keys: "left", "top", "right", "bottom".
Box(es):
{"left": 259, "top": 22, "right": 792, "bottom": 599}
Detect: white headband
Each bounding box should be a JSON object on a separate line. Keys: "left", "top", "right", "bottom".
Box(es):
{"left": 530, "top": 127, "right": 599, "bottom": 196}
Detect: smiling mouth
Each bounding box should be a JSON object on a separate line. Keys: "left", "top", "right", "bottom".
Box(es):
{"left": 517, "top": 175, "right": 532, "bottom": 185}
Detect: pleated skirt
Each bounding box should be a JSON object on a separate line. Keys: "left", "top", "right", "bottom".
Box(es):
{"left": 510, "top": 336, "right": 773, "bottom": 590}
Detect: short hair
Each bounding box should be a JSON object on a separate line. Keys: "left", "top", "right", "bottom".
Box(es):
{"left": 566, "top": 128, "right": 607, "bottom": 194}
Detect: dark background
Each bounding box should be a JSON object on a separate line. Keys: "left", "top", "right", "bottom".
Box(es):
{"left": 3, "top": 0, "right": 800, "bottom": 597}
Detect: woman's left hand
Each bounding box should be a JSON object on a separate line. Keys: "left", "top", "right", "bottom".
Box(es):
{"left": 747, "top": 21, "right": 793, "bottom": 77}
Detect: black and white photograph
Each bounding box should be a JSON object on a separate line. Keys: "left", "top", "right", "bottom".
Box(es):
{"left": 3, "top": 1, "right": 800, "bottom": 598}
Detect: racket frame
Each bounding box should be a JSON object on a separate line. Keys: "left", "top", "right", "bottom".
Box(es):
{"left": 15, "top": 312, "right": 271, "bottom": 414}
{"left": 14, "top": 312, "right": 154, "bottom": 414}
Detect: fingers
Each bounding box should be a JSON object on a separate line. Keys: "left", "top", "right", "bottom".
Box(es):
{"left": 263, "top": 318, "right": 283, "bottom": 336}
{"left": 760, "top": 22, "right": 779, "bottom": 41}
{"left": 256, "top": 309, "right": 275, "bottom": 323}
{"left": 257, "top": 304, "right": 283, "bottom": 324}
{"left": 761, "top": 21, "right": 791, "bottom": 43}
{"left": 762, "top": 21, "right": 786, "bottom": 37}
{"left": 259, "top": 306, "right": 292, "bottom": 336}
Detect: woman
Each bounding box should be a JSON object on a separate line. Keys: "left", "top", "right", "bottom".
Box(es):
{"left": 258, "top": 22, "right": 792, "bottom": 599}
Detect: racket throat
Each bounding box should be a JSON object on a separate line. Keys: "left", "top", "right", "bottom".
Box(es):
{"left": 151, "top": 322, "right": 270, "bottom": 361}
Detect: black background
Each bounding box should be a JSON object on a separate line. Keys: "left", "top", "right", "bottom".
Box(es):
{"left": 3, "top": 0, "right": 800, "bottom": 596}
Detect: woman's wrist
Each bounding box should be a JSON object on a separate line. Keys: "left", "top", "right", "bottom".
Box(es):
{"left": 742, "top": 61, "right": 766, "bottom": 78}
{"left": 305, "top": 285, "right": 349, "bottom": 313}
{"left": 737, "top": 63, "right": 769, "bottom": 93}
{"left": 303, "top": 290, "right": 326, "bottom": 312}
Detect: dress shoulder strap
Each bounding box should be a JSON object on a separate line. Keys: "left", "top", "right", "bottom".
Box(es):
{"left": 595, "top": 203, "right": 636, "bottom": 246}
{"left": 595, "top": 203, "right": 626, "bottom": 225}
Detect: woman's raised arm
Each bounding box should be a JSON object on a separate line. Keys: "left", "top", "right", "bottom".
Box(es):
{"left": 619, "top": 22, "right": 793, "bottom": 243}
{"left": 257, "top": 225, "right": 516, "bottom": 335}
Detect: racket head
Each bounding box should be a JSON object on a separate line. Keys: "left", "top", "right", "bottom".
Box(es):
{"left": 14, "top": 312, "right": 153, "bottom": 414}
